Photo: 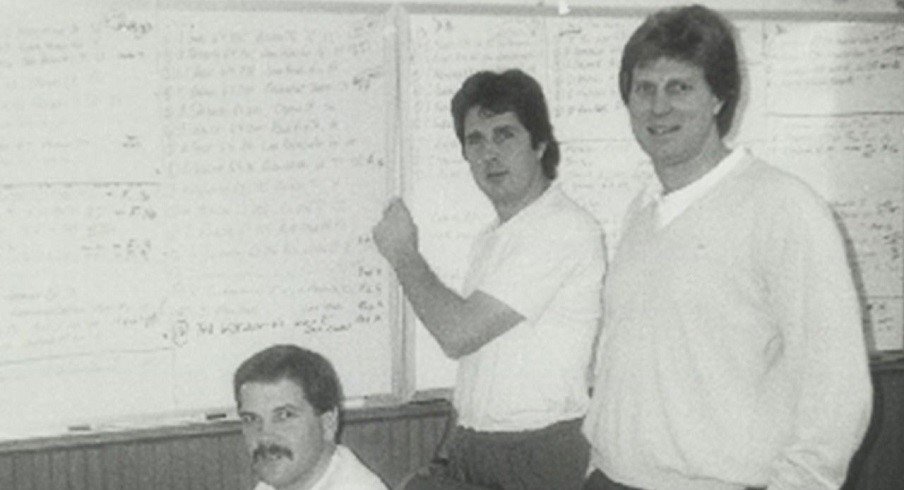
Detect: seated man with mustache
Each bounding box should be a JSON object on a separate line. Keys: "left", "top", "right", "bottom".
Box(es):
{"left": 234, "top": 344, "right": 387, "bottom": 490}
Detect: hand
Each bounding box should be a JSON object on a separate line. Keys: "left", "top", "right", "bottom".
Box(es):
{"left": 372, "top": 198, "right": 418, "bottom": 267}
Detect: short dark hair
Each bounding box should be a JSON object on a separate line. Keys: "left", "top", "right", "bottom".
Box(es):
{"left": 233, "top": 344, "right": 341, "bottom": 415}
{"left": 450, "top": 69, "right": 560, "bottom": 180}
{"left": 619, "top": 4, "right": 740, "bottom": 137}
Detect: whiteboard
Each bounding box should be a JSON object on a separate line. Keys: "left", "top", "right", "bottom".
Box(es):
{"left": 400, "top": 6, "right": 904, "bottom": 393}
{"left": 0, "top": 2, "right": 400, "bottom": 440}
{"left": 0, "top": 0, "right": 901, "bottom": 442}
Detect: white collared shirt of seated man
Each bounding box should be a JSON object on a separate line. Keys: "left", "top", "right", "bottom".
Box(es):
{"left": 253, "top": 444, "right": 386, "bottom": 490}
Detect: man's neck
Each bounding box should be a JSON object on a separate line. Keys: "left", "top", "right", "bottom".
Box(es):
{"left": 656, "top": 141, "right": 730, "bottom": 195}
{"left": 494, "top": 179, "right": 551, "bottom": 223}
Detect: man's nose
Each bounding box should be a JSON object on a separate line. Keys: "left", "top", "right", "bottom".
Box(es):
{"left": 479, "top": 143, "right": 501, "bottom": 163}
{"left": 651, "top": 90, "right": 672, "bottom": 115}
{"left": 260, "top": 417, "right": 283, "bottom": 435}
{"left": 245, "top": 417, "right": 271, "bottom": 435}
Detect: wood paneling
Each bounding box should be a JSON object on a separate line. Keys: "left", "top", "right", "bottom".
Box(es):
{"left": 0, "top": 400, "right": 450, "bottom": 490}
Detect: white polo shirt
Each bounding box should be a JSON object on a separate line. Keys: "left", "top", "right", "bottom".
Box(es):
{"left": 454, "top": 184, "right": 605, "bottom": 432}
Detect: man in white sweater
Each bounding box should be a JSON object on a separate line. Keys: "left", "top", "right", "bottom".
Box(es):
{"left": 583, "top": 5, "right": 873, "bottom": 490}
{"left": 234, "top": 344, "right": 387, "bottom": 490}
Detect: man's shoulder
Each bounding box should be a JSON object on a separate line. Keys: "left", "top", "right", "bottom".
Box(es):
{"left": 734, "top": 156, "right": 816, "bottom": 195}
{"left": 737, "top": 158, "right": 832, "bottom": 216}
{"left": 532, "top": 187, "right": 603, "bottom": 237}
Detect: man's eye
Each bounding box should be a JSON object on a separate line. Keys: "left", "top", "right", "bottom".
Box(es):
{"left": 240, "top": 414, "right": 256, "bottom": 424}
{"left": 275, "top": 410, "right": 297, "bottom": 421}
{"left": 494, "top": 130, "right": 513, "bottom": 144}
{"left": 633, "top": 83, "right": 654, "bottom": 96}
{"left": 667, "top": 82, "right": 691, "bottom": 94}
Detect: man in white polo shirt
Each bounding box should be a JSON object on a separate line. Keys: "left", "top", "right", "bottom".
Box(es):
{"left": 234, "top": 344, "right": 387, "bottom": 490}
{"left": 374, "top": 69, "right": 606, "bottom": 490}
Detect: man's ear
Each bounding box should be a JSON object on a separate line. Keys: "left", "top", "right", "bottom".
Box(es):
{"left": 321, "top": 408, "right": 339, "bottom": 441}
{"left": 534, "top": 141, "right": 547, "bottom": 161}
{"left": 713, "top": 99, "right": 724, "bottom": 115}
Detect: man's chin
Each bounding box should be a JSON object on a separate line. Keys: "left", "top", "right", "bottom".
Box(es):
{"left": 253, "top": 456, "right": 295, "bottom": 486}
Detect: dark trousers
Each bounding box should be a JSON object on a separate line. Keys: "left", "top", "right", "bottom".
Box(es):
{"left": 583, "top": 470, "right": 641, "bottom": 490}
{"left": 582, "top": 469, "right": 766, "bottom": 490}
{"left": 404, "top": 418, "right": 589, "bottom": 490}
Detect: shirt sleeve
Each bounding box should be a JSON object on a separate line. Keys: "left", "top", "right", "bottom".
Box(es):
{"left": 476, "top": 223, "right": 604, "bottom": 321}
{"left": 761, "top": 185, "right": 873, "bottom": 489}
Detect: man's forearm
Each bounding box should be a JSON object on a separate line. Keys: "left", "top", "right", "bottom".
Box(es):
{"left": 390, "top": 249, "right": 524, "bottom": 358}
{"left": 389, "top": 251, "right": 476, "bottom": 358}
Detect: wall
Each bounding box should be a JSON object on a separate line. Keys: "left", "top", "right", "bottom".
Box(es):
{"left": 0, "top": 401, "right": 450, "bottom": 489}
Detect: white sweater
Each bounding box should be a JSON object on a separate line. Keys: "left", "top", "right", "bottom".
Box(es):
{"left": 583, "top": 150, "right": 872, "bottom": 490}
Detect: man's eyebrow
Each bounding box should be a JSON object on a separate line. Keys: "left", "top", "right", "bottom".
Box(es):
{"left": 272, "top": 403, "right": 302, "bottom": 412}
{"left": 238, "top": 402, "right": 301, "bottom": 414}
{"left": 493, "top": 124, "right": 518, "bottom": 132}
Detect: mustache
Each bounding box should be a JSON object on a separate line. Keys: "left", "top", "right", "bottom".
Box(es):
{"left": 252, "top": 443, "right": 293, "bottom": 461}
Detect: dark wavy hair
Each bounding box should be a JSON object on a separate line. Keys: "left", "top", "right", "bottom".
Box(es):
{"left": 619, "top": 5, "right": 740, "bottom": 137}
{"left": 233, "top": 344, "right": 341, "bottom": 415}
{"left": 451, "top": 69, "right": 560, "bottom": 180}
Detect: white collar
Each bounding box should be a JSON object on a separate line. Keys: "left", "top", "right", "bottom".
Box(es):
{"left": 645, "top": 147, "right": 747, "bottom": 228}
{"left": 309, "top": 446, "right": 341, "bottom": 490}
